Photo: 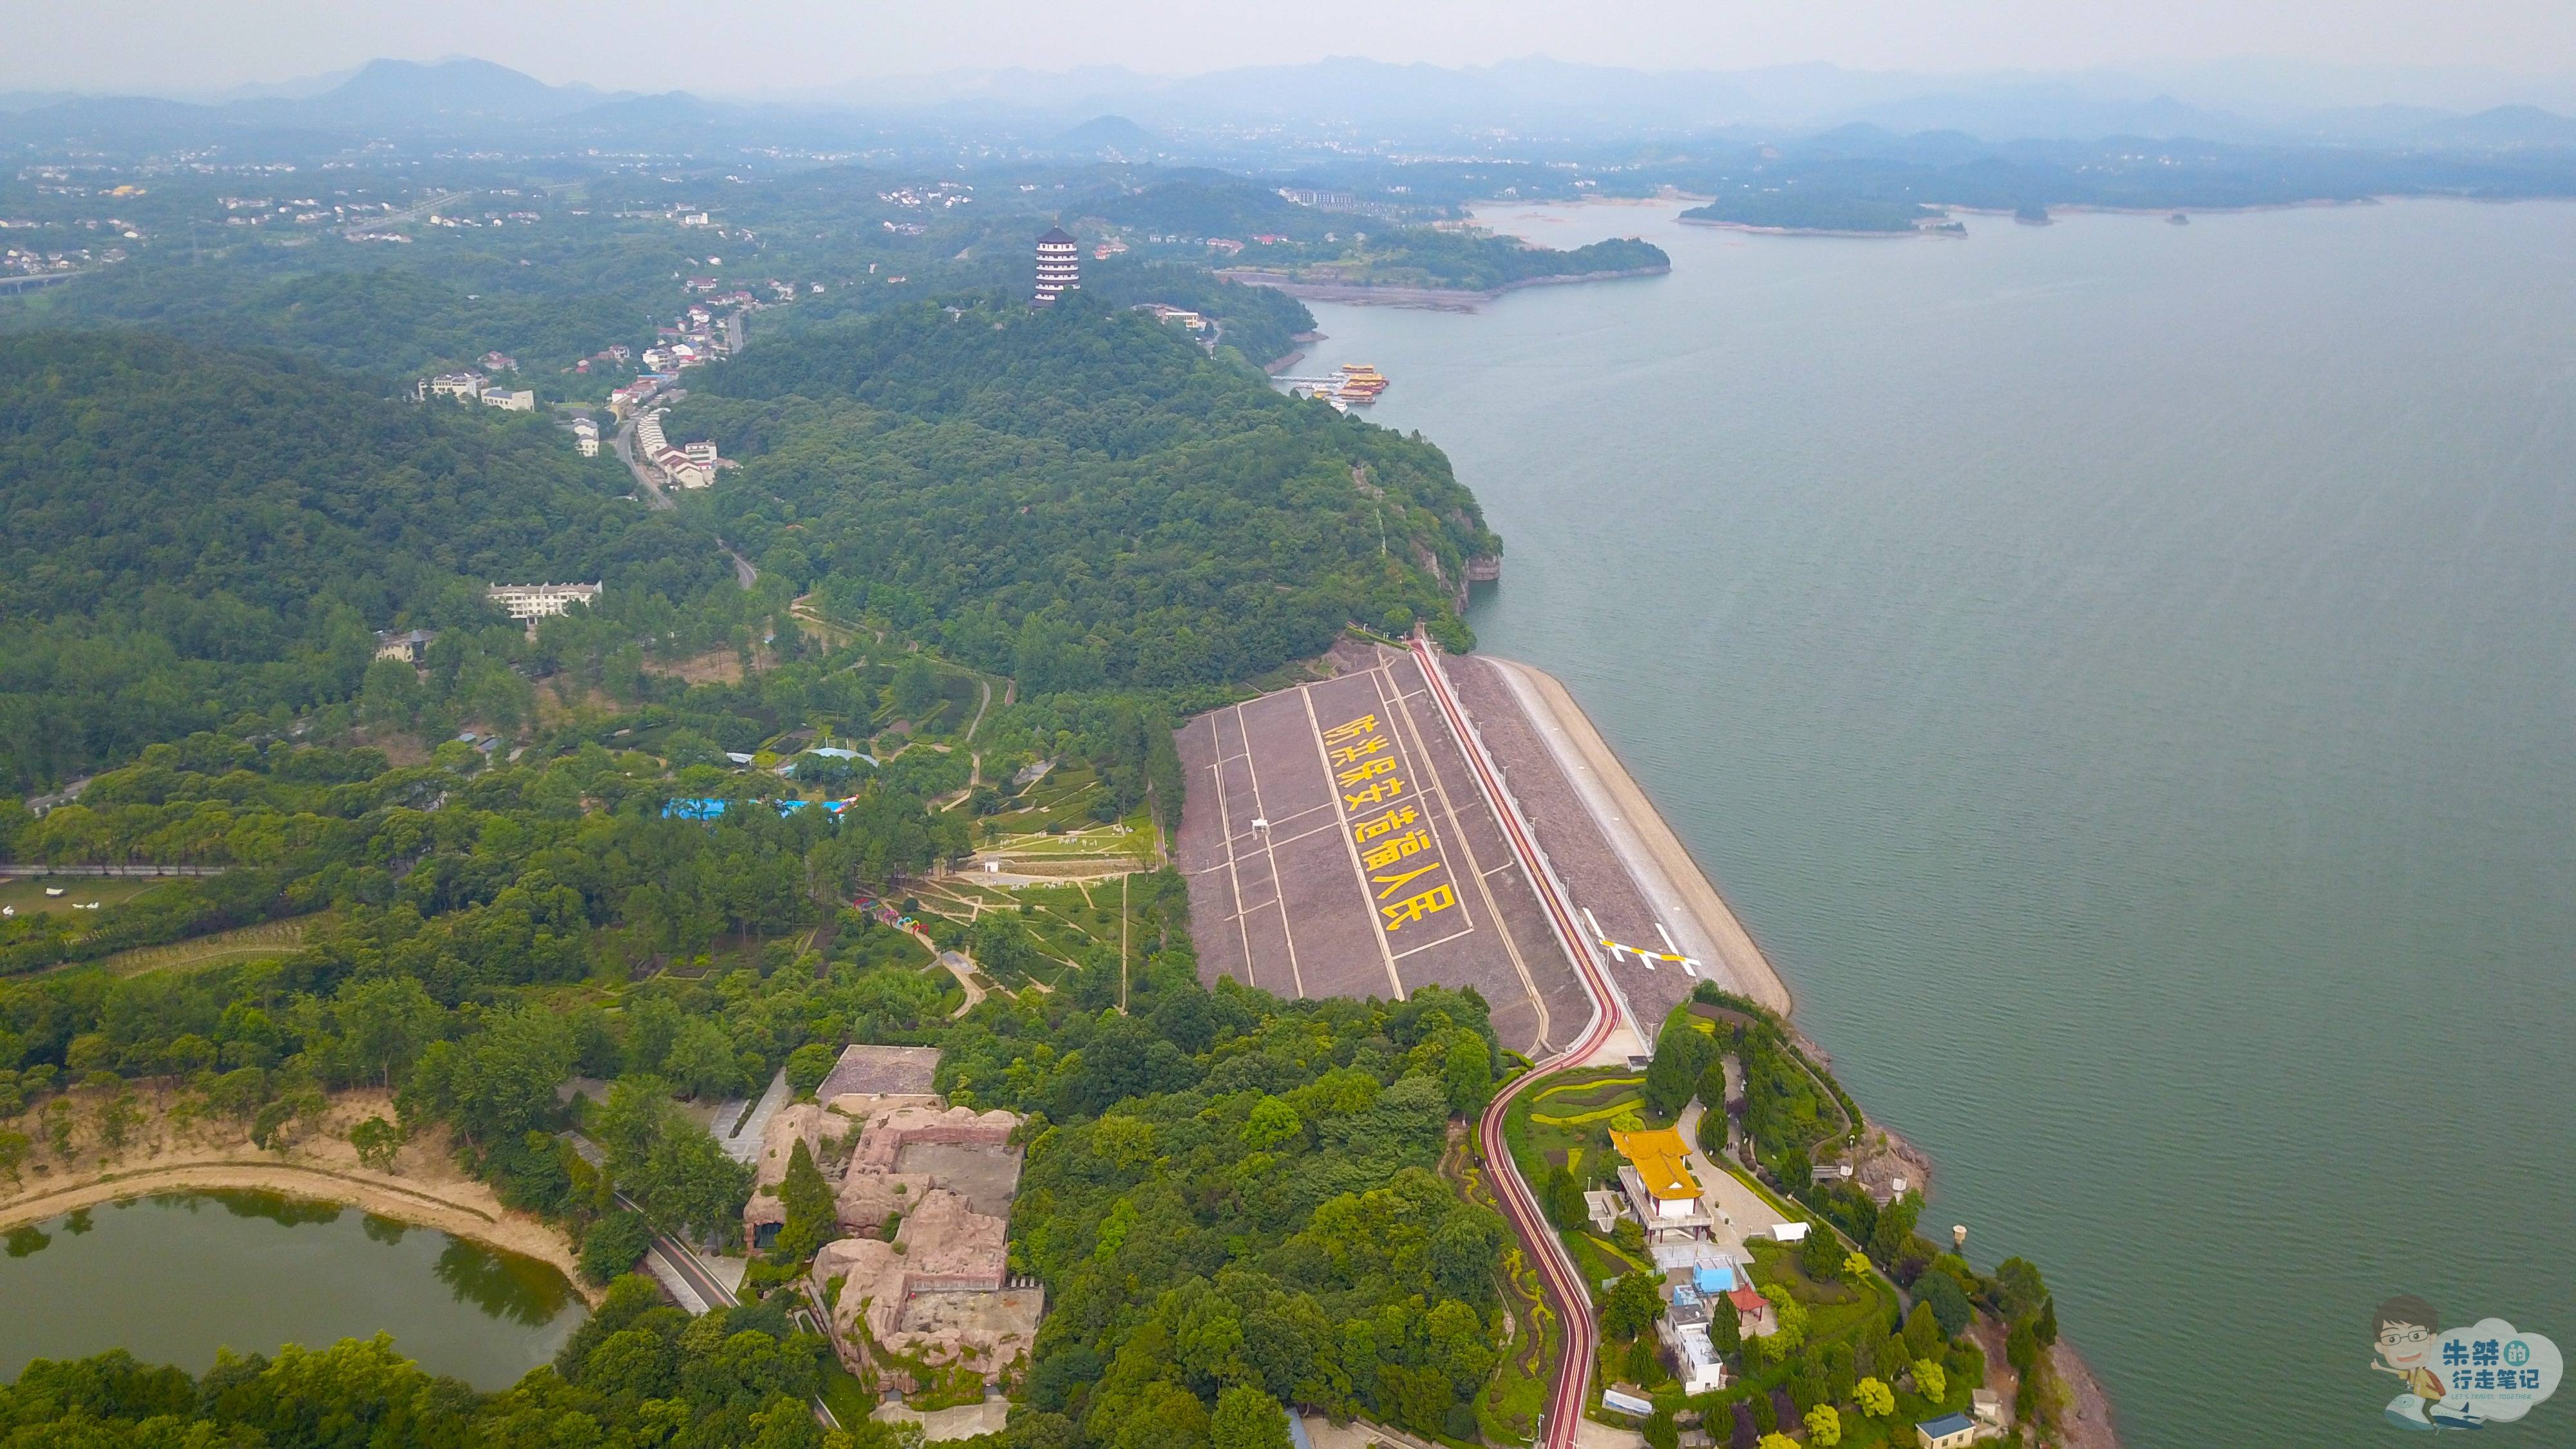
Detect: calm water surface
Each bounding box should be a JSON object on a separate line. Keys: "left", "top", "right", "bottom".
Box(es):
{"left": 0, "top": 1190, "right": 584, "bottom": 1386}
{"left": 1305, "top": 198, "right": 2576, "bottom": 1448}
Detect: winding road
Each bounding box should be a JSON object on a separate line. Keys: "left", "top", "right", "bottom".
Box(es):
{"left": 1412, "top": 633, "right": 1624, "bottom": 1449}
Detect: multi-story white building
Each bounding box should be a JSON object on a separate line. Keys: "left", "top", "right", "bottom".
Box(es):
{"left": 486, "top": 582, "right": 603, "bottom": 623}
{"left": 1032, "top": 227, "right": 1079, "bottom": 306}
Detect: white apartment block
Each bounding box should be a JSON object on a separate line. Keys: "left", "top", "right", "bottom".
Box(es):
{"left": 487, "top": 582, "right": 603, "bottom": 623}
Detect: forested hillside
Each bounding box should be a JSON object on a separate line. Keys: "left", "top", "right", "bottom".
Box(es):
{"left": 944, "top": 981, "right": 1512, "bottom": 1445}
{"left": 11, "top": 258, "right": 658, "bottom": 381}
{"left": 0, "top": 717, "right": 1516, "bottom": 1448}
{"left": 1226, "top": 231, "right": 1669, "bottom": 292}
{"left": 0, "top": 333, "right": 726, "bottom": 788}
{"left": 1077, "top": 257, "right": 1317, "bottom": 369}
{"left": 681, "top": 293, "right": 1498, "bottom": 687}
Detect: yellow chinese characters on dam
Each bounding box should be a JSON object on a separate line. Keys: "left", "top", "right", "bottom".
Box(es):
{"left": 1323, "top": 712, "right": 1462, "bottom": 942}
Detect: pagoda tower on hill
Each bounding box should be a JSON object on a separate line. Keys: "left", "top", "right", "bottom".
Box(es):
{"left": 1032, "top": 227, "right": 1080, "bottom": 306}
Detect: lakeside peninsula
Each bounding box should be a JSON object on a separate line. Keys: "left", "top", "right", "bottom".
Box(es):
{"left": 1215, "top": 232, "right": 1671, "bottom": 303}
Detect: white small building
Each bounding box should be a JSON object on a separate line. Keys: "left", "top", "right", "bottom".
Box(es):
{"left": 1672, "top": 1320, "right": 1727, "bottom": 1394}
{"left": 659, "top": 451, "right": 712, "bottom": 489}
{"left": 426, "top": 371, "right": 486, "bottom": 400}
{"left": 1600, "top": 1388, "right": 1654, "bottom": 1419}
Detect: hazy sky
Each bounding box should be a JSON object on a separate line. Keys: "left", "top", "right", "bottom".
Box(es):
{"left": 11, "top": 0, "right": 2575, "bottom": 96}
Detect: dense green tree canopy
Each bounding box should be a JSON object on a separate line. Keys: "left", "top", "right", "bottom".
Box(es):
{"left": 684, "top": 295, "right": 1495, "bottom": 688}
{"left": 0, "top": 333, "right": 726, "bottom": 787}
{"left": 942, "top": 976, "right": 1506, "bottom": 1444}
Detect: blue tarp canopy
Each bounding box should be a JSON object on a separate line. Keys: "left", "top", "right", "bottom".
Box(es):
{"left": 668, "top": 796, "right": 857, "bottom": 820}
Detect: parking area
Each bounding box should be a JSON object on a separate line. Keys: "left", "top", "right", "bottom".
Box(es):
{"left": 1172, "top": 642, "right": 1591, "bottom": 1057}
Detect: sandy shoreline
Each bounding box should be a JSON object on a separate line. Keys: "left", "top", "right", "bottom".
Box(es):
{"left": 1480, "top": 656, "right": 1793, "bottom": 1016}
{"left": 0, "top": 1088, "right": 594, "bottom": 1302}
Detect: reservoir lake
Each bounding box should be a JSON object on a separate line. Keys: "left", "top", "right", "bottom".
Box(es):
{"left": 0, "top": 1190, "right": 585, "bottom": 1387}
{"left": 1304, "top": 197, "right": 2576, "bottom": 1448}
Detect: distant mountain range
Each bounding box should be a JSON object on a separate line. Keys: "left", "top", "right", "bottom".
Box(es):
{"left": 0, "top": 57, "right": 632, "bottom": 142}
{"left": 798, "top": 54, "right": 2576, "bottom": 145}
{"left": 6, "top": 54, "right": 2575, "bottom": 153}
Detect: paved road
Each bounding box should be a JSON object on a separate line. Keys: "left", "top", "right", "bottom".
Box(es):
{"left": 1414, "top": 633, "right": 1621, "bottom": 1449}
{"left": 618, "top": 1186, "right": 737, "bottom": 1311}
{"left": 1674, "top": 1099, "right": 1774, "bottom": 1253}
{"left": 0, "top": 864, "right": 225, "bottom": 878}
{"left": 611, "top": 415, "right": 675, "bottom": 511}
{"left": 569, "top": 1131, "right": 738, "bottom": 1312}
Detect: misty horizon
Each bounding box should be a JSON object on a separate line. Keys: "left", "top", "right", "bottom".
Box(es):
{"left": 13, "top": 0, "right": 2576, "bottom": 108}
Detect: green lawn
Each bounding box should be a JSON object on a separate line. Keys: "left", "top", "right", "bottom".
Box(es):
{"left": 0, "top": 875, "right": 167, "bottom": 917}
{"left": 980, "top": 762, "right": 1121, "bottom": 837}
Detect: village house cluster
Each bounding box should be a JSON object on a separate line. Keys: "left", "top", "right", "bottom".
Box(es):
{"left": 744, "top": 1046, "right": 1043, "bottom": 1392}
{"left": 877, "top": 182, "right": 975, "bottom": 209}
{"left": 421, "top": 368, "right": 533, "bottom": 410}
{"left": 1591, "top": 1122, "right": 1808, "bottom": 1397}
{"left": 631, "top": 410, "right": 719, "bottom": 489}
{"left": 1, "top": 242, "right": 128, "bottom": 278}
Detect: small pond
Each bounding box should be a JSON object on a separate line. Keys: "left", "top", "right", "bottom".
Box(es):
{"left": 0, "top": 1189, "right": 585, "bottom": 1387}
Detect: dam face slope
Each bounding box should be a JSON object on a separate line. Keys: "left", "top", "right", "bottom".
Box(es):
{"left": 1171, "top": 641, "right": 1588, "bottom": 1057}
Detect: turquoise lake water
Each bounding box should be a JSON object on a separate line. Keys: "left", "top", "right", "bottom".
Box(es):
{"left": 1301, "top": 196, "right": 2576, "bottom": 1447}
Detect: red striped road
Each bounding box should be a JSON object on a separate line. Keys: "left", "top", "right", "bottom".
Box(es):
{"left": 1411, "top": 633, "right": 1625, "bottom": 1449}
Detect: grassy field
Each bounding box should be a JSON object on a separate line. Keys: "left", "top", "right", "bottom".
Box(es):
{"left": 1506, "top": 1068, "right": 1663, "bottom": 1190}
{"left": 0, "top": 876, "right": 167, "bottom": 918}
{"left": 93, "top": 917, "right": 314, "bottom": 976}
{"left": 978, "top": 762, "right": 1127, "bottom": 838}
{"left": 911, "top": 873, "right": 1157, "bottom": 991}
